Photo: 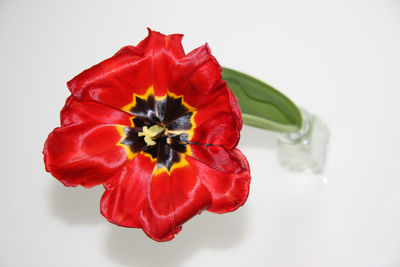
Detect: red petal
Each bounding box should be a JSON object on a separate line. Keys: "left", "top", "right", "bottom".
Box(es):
{"left": 68, "top": 30, "right": 186, "bottom": 110}
{"left": 168, "top": 44, "right": 223, "bottom": 107}
{"left": 191, "top": 85, "right": 242, "bottom": 149}
{"left": 137, "top": 29, "right": 185, "bottom": 96}
{"left": 43, "top": 123, "right": 127, "bottom": 188}
{"left": 100, "top": 154, "right": 155, "bottom": 227}
{"left": 61, "top": 96, "right": 132, "bottom": 126}
{"left": 67, "top": 45, "right": 153, "bottom": 110}
{"left": 139, "top": 164, "right": 211, "bottom": 241}
{"left": 187, "top": 146, "right": 251, "bottom": 213}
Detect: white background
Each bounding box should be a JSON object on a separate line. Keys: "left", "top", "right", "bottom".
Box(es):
{"left": 1, "top": 0, "right": 400, "bottom": 266}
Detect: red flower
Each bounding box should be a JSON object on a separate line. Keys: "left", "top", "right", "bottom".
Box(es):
{"left": 43, "top": 29, "right": 251, "bottom": 241}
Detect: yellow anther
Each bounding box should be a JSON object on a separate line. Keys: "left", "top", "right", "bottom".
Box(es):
{"left": 138, "top": 125, "right": 164, "bottom": 146}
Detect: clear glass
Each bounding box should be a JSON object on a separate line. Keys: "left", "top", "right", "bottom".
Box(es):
{"left": 276, "top": 108, "right": 329, "bottom": 173}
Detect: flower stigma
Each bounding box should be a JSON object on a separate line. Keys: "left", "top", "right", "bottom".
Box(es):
{"left": 138, "top": 125, "right": 165, "bottom": 146}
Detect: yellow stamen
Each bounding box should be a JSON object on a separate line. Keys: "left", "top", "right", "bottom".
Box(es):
{"left": 138, "top": 125, "right": 164, "bottom": 146}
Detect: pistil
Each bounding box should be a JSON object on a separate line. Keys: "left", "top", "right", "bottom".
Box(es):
{"left": 138, "top": 125, "right": 165, "bottom": 146}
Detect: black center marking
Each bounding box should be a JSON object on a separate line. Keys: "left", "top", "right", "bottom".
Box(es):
{"left": 121, "top": 93, "right": 193, "bottom": 171}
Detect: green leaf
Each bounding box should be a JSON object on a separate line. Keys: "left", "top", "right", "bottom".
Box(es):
{"left": 222, "top": 67, "right": 302, "bottom": 133}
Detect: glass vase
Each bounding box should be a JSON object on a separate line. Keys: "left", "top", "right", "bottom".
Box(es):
{"left": 276, "top": 108, "right": 329, "bottom": 173}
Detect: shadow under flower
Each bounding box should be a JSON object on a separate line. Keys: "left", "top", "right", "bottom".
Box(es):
{"left": 48, "top": 179, "right": 249, "bottom": 267}
{"left": 48, "top": 181, "right": 104, "bottom": 225}
{"left": 103, "top": 208, "right": 249, "bottom": 267}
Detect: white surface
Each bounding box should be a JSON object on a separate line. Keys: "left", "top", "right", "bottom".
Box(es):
{"left": 1, "top": 0, "right": 399, "bottom": 266}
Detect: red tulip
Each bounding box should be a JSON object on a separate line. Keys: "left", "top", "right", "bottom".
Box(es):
{"left": 43, "top": 29, "right": 251, "bottom": 241}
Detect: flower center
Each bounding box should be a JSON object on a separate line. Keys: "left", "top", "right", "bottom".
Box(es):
{"left": 118, "top": 90, "right": 196, "bottom": 171}
{"left": 138, "top": 125, "right": 165, "bottom": 146}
